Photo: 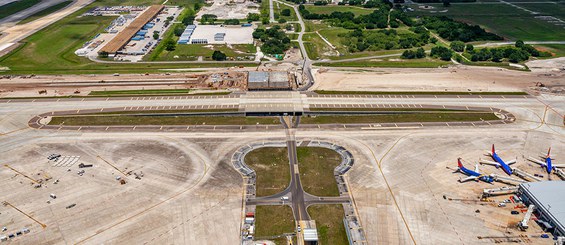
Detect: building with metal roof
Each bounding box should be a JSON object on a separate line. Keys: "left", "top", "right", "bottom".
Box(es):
{"left": 303, "top": 228, "right": 318, "bottom": 242}
{"left": 99, "top": 5, "right": 164, "bottom": 54}
{"left": 518, "top": 181, "right": 565, "bottom": 237}
{"left": 247, "top": 71, "right": 269, "bottom": 90}
{"left": 247, "top": 71, "right": 291, "bottom": 90}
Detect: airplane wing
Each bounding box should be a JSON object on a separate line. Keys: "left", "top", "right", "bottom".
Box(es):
{"left": 479, "top": 159, "right": 500, "bottom": 166}
{"left": 527, "top": 156, "right": 547, "bottom": 166}
{"left": 507, "top": 158, "right": 517, "bottom": 165}
{"left": 459, "top": 176, "right": 479, "bottom": 182}
{"left": 552, "top": 164, "right": 565, "bottom": 168}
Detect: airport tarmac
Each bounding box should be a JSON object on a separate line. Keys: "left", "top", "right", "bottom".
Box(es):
{"left": 0, "top": 92, "right": 563, "bottom": 244}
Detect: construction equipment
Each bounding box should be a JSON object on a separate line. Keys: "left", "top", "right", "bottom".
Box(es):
{"left": 519, "top": 204, "right": 536, "bottom": 230}
{"left": 2, "top": 202, "right": 46, "bottom": 228}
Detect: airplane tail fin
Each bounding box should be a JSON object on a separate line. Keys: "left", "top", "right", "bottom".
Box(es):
{"left": 492, "top": 144, "right": 496, "bottom": 155}
{"left": 457, "top": 158, "right": 463, "bottom": 169}
{"left": 547, "top": 147, "right": 551, "bottom": 158}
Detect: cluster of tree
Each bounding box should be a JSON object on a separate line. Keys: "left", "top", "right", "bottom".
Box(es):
{"left": 165, "top": 40, "right": 176, "bottom": 51}
{"left": 340, "top": 29, "right": 428, "bottom": 52}
{"left": 430, "top": 46, "right": 453, "bottom": 61}
{"left": 224, "top": 19, "right": 240, "bottom": 25}
{"left": 286, "top": 0, "right": 305, "bottom": 4}
{"left": 281, "top": 8, "right": 291, "bottom": 16}
{"left": 212, "top": 50, "right": 227, "bottom": 61}
{"left": 465, "top": 41, "right": 550, "bottom": 63}
{"left": 201, "top": 14, "right": 218, "bottom": 24}
{"left": 401, "top": 47, "right": 426, "bottom": 59}
{"left": 173, "top": 11, "right": 197, "bottom": 37}
{"left": 314, "top": 0, "right": 329, "bottom": 5}
{"left": 421, "top": 16, "right": 502, "bottom": 42}
{"left": 252, "top": 25, "right": 291, "bottom": 54}
{"left": 400, "top": 47, "right": 426, "bottom": 59}
{"left": 299, "top": 5, "right": 413, "bottom": 30}
{"left": 247, "top": 13, "right": 261, "bottom": 22}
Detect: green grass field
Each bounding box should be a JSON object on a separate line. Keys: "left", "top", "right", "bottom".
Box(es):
{"left": 255, "top": 206, "right": 295, "bottom": 238}
{"left": 514, "top": 3, "right": 565, "bottom": 18}
{"left": 153, "top": 44, "right": 256, "bottom": 61}
{"left": 17, "top": 1, "right": 72, "bottom": 24}
{"left": 244, "top": 147, "right": 290, "bottom": 197}
{"left": 274, "top": 2, "right": 298, "bottom": 21}
{"left": 0, "top": 0, "right": 40, "bottom": 20}
{"left": 297, "top": 147, "right": 341, "bottom": 197}
{"left": 89, "top": 89, "right": 193, "bottom": 96}
{"left": 48, "top": 115, "right": 281, "bottom": 126}
{"left": 300, "top": 112, "right": 500, "bottom": 124}
{"left": 316, "top": 58, "right": 451, "bottom": 68}
{"left": 304, "top": 5, "right": 374, "bottom": 16}
{"left": 303, "top": 33, "right": 332, "bottom": 60}
{"left": 408, "top": 3, "right": 565, "bottom": 41}
{"left": 88, "top": 89, "right": 231, "bottom": 96}
{"left": 308, "top": 205, "right": 349, "bottom": 245}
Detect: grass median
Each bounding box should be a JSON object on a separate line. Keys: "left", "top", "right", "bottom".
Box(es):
{"left": 308, "top": 205, "right": 348, "bottom": 245}
{"left": 300, "top": 112, "right": 500, "bottom": 124}
{"left": 309, "top": 108, "right": 465, "bottom": 112}
{"left": 255, "top": 205, "right": 295, "bottom": 239}
{"left": 297, "top": 147, "right": 341, "bottom": 197}
{"left": 17, "top": 1, "right": 73, "bottom": 24}
{"left": 245, "top": 147, "right": 290, "bottom": 197}
{"left": 0, "top": 0, "right": 40, "bottom": 19}
{"left": 48, "top": 115, "right": 280, "bottom": 126}
{"left": 88, "top": 89, "right": 232, "bottom": 96}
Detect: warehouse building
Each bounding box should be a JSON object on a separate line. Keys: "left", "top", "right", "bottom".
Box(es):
{"left": 247, "top": 71, "right": 291, "bottom": 90}
{"left": 517, "top": 181, "right": 565, "bottom": 237}
{"left": 99, "top": 5, "right": 164, "bottom": 55}
{"left": 177, "top": 25, "right": 196, "bottom": 44}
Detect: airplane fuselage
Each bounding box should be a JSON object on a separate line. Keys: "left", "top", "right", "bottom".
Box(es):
{"left": 545, "top": 157, "right": 552, "bottom": 174}
{"left": 492, "top": 152, "right": 513, "bottom": 175}
{"left": 459, "top": 165, "right": 494, "bottom": 183}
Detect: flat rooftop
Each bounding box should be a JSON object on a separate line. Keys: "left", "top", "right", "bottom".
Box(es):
{"left": 188, "top": 25, "right": 254, "bottom": 44}
{"left": 99, "top": 5, "right": 164, "bottom": 54}
{"left": 520, "top": 181, "right": 565, "bottom": 233}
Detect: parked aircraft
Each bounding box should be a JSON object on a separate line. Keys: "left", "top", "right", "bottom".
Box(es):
{"left": 479, "top": 145, "right": 516, "bottom": 175}
{"left": 527, "top": 148, "right": 564, "bottom": 174}
{"left": 456, "top": 158, "right": 494, "bottom": 183}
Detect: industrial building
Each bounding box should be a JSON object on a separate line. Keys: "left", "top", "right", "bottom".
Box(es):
{"left": 247, "top": 71, "right": 291, "bottom": 90}
{"left": 177, "top": 25, "right": 196, "bottom": 44}
{"left": 180, "top": 24, "right": 254, "bottom": 45}
{"left": 99, "top": 5, "right": 164, "bottom": 55}
{"left": 517, "top": 181, "right": 565, "bottom": 238}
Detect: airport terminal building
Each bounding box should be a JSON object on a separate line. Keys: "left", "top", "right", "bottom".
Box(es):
{"left": 518, "top": 181, "right": 565, "bottom": 237}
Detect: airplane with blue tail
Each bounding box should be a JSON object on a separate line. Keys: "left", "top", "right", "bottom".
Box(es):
{"left": 527, "top": 148, "right": 564, "bottom": 174}
{"left": 479, "top": 144, "right": 516, "bottom": 175}
{"left": 455, "top": 158, "right": 494, "bottom": 183}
